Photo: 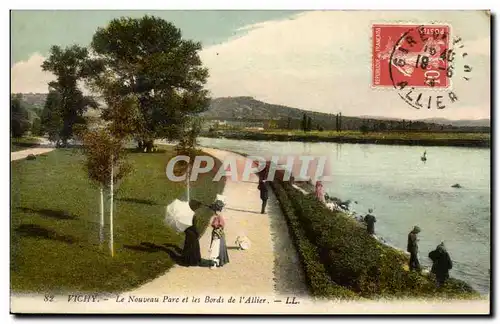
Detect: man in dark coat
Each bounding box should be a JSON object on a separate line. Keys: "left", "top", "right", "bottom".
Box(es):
{"left": 407, "top": 226, "right": 421, "bottom": 272}
{"left": 363, "top": 209, "right": 377, "bottom": 235}
{"left": 258, "top": 179, "right": 269, "bottom": 214}
{"left": 429, "top": 242, "right": 453, "bottom": 287}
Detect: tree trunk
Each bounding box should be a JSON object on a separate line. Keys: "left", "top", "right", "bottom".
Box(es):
{"left": 144, "top": 140, "right": 154, "bottom": 153}
{"left": 109, "top": 156, "right": 114, "bottom": 257}
{"left": 186, "top": 165, "right": 191, "bottom": 202}
{"left": 99, "top": 186, "right": 104, "bottom": 244}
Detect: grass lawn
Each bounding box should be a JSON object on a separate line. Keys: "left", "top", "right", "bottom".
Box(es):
{"left": 10, "top": 146, "right": 225, "bottom": 293}
{"left": 11, "top": 137, "right": 41, "bottom": 152}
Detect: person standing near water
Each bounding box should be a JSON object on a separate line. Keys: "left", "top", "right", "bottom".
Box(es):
{"left": 407, "top": 226, "right": 421, "bottom": 272}
{"left": 315, "top": 180, "right": 326, "bottom": 203}
{"left": 363, "top": 209, "right": 377, "bottom": 235}
{"left": 258, "top": 179, "right": 269, "bottom": 214}
{"left": 429, "top": 242, "right": 453, "bottom": 287}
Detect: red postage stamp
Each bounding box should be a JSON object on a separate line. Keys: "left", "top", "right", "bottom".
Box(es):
{"left": 372, "top": 24, "right": 452, "bottom": 89}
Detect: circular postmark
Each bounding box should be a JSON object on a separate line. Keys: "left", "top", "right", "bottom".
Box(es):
{"left": 388, "top": 24, "right": 473, "bottom": 110}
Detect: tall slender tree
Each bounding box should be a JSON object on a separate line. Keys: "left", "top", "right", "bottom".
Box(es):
{"left": 306, "top": 116, "right": 313, "bottom": 132}
{"left": 79, "top": 127, "right": 131, "bottom": 250}
{"left": 88, "top": 15, "right": 210, "bottom": 152}
{"left": 175, "top": 116, "right": 202, "bottom": 201}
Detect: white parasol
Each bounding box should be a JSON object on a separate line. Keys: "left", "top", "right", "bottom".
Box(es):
{"left": 235, "top": 235, "right": 251, "bottom": 250}
{"left": 164, "top": 199, "right": 194, "bottom": 233}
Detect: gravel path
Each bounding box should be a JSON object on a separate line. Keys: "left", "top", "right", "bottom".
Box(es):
{"left": 11, "top": 137, "right": 55, "bottom": 161}
{"left": 129, "top": 148, "right": 308, "bottom": 297}
{"left": 11, "top": 147, "right": 55, "bottom": 161}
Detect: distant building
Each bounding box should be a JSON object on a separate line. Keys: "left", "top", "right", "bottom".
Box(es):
{"left": 203, "top": 119, "right": 264, "bottom": 130}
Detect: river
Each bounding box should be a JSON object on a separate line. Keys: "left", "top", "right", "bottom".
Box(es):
{"left": 198, "top": 137, "right": 491, "bottom": 295}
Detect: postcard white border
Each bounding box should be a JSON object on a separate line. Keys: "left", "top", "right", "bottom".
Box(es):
{"left": 3, "top": 1, "right": 497, "bottom": 323}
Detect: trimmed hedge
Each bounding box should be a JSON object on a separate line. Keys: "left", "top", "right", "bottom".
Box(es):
{"left": 271, "top": 181, "right": 358, "bottom": 299}
{"left": 279, "top": 181, "right": 479, "bottom": 299}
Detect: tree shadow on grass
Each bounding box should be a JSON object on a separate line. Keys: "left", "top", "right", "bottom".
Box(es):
{"left": 123, "top": 242, "right": 169, "bottom": 253}
{"left": 163, "top": 243, "right": 182, "bottom": 254}
{"left": 117, "top": 198, "right": 158, "bottom": 206}
{"left": 15, "top": 224, "right": 76, "bottom": 244}
{"left": 18, "top": 207, "right": 78, "bottom": 220}
{"left": 123, "top": 242, "right": 212, "bottom": 268}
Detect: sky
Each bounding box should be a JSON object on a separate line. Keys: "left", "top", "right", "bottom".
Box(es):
{"left": 10, "top": 10, "right": 490, "bottom": 120}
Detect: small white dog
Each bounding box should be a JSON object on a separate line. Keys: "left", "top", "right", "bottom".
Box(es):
{"left": 235, "top": 236, "right": 251, "bottom": 250}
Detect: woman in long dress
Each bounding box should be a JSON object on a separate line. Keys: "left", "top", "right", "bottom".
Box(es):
{"left": 182, "top": 215, "right": 201, "bottom": 267}
{"left": 209, "top": 211, "right": 230, "bottom": 269}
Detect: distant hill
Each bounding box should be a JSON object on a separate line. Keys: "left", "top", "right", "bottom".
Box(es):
{"left": 17, "top": 93, "right": 47, "bottom": 110}
{"left": 419, "top": 118, "right": 490, "bottom": 128}
{"left": 202, "top": 96, "right": 490, "bottom": 132}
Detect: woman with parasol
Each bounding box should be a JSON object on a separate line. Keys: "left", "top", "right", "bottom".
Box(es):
{"left": 181, "top": 214, "right": 202, "bottom": 267}
{"left": 165, "top": 199, "right": 202, "bottom": 267}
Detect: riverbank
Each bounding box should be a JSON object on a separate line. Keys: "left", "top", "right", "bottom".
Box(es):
{"left": 202, "top": 130, "right": 490, "bottom": 148}
{"left": 214, "top": 148, "right": 482, "bottom": 299}
{"left": 271, "top": 179, "right": 481, "bottom": 299}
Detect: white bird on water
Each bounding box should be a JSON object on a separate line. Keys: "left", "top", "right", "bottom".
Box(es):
{"left": 421, "top": 151, "right": 427, "bottom": 162}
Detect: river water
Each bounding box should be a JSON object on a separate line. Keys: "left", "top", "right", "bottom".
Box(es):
{"left": 198, "top": 137, "right": 491, "bottom": 295}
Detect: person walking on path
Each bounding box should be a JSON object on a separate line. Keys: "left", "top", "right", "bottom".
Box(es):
{"left": 407, "top": 226, "right": 421, "bottom": 272}
{"left": 258, "top": 179, "right": 269, "bottom": 214}
{"left": 429, "top": 242, "right": 453, "bottom": 287}
{"left": 363, "top": 209, "right": 377, "bottom": 235}
{"left": 315, "top": 180, "right": 325, "bottom": 203}
{"left": 182, "top": 215, "right": 201, "bottom": 267}
{"left": 208, "top": 210, "right": 230, "bottom": 269}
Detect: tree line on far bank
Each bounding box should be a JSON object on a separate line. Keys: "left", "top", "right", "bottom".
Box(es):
{"left": 278, "top": 113, "right": 489, "bottom": 133}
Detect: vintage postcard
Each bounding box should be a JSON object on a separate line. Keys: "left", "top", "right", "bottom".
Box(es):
{"left": 10, "top": 10, "right": 491, "bottom": 315}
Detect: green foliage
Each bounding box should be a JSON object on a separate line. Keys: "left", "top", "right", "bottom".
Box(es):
{"left": 271, "top": 181, "right": 359, "bottom": 300}
{"left": 41, "top": 45, "right": 98, "bottom": 145}
{"left": 88, "top": 15, "right": 211, "bottom": 151}
{"left": 335, "top": 113, "right": 342, "bottom": 132}
{"left": 273, "top": 181, "right": 479, "bottom": 299}
{"left": 10, "top": 137, "right": 40, "bottom": 152}
{"left": 31, "top": 117, "right": 42, "bottom": 136}
{"left": 301, "top": 113, "right": 307, "bottom": 131}
{"left": 306, "top": 116, "right": 312, "bottom": 132}
{"left": 11, "top": 94, "right": 30, "bottom": 138}
{"left": 40, "top": 90, "right": 63, "bottom": 143}
{"left": 79, "top": 128, "right": 131, "bottom": 189}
